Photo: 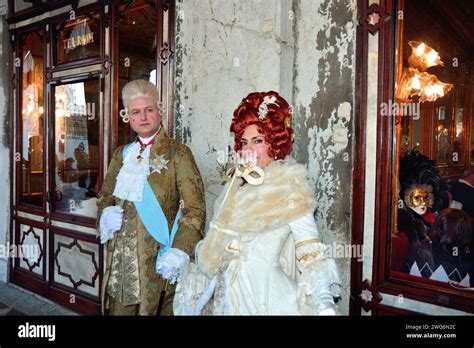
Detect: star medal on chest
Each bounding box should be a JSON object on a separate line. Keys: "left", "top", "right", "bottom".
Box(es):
{"left": 150, "top": 154, "right": 169, "bottom": 174}
{"left": 136, "top": 137, "right": 153, "bottom": 164}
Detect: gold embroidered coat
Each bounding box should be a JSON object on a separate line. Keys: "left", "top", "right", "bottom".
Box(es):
{"left": 97, "top": 127, "right": 206, "bottom": 315}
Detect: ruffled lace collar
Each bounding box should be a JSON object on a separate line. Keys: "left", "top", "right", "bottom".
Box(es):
{"left": 112, "top": 131, "right": 161, "bottom": 202}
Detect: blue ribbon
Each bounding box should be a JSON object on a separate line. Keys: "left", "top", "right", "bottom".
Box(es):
{"left": 123, "top": 143, "right": 182, "bottom": 268}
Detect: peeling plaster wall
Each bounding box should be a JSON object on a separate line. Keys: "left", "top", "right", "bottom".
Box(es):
{"left": 174, "top": 0, "right": 356, "bottom": 314}
{"left": 292, "top": 0, "right": 356, "bottom": 315}
{"left": 174, "top": 0, "right": 294, "bottom": 223}
{"left": 0, "top": 0, "right": 11, "bottom": 283}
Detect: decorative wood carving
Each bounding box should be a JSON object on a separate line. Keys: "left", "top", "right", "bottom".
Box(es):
{"left": 19, "top": 225, "right": 43, "bottom": 271}
{"left": 359, "top": 3, "right": 389, "bottom": 35}
{"left": 352, "top": 279, "right": 383, "bottom": 312}
{"left": 54, "top": 238, "right": 99, "bottom": 289}
{"left": 159, "top": 42, "right": 172, "bottom": 65}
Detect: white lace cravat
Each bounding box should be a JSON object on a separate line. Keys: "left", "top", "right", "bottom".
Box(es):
{"left": 112, "top": 130, "right": 159, "bottom": 202}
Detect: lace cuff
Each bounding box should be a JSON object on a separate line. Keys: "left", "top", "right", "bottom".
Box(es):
{"left": 156, "top": 248, "right": 190, "bottom": 284}
{"left": 296, "top": 242, "right": 342, "bottom": 315}
{"left": 173, "top": 263, "right": 216, "bottom": 315}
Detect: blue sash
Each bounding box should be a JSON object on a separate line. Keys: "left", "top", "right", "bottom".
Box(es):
{"left": 123, "top": 143, "right": 182, "bottom": 261}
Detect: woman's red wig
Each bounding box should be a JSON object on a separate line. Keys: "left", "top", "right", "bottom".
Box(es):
{"left": 230, "top": 91, "right": 294, "bottom": 160}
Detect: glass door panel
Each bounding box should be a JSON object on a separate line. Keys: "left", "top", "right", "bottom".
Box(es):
{"left": 19, "top": 31, "right": 45, "bottom": 208}
{"left": 53, "top": 79, "right": 100, "bottom": 218}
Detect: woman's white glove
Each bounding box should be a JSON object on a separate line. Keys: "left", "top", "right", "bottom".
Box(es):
{"left": 156, "top": 248, "right": 190, "bottom": 285}
{"left": 314, "top": 289, "right": 338, "bottom": 315}
{"left": 318, "top": 307, "right": 336, "bottom": 315}
{"left": 99, "top": 206, "right": 124, "bottom": 244}
{"left": 297, "top": 257, "right": 341, "bottom": 316}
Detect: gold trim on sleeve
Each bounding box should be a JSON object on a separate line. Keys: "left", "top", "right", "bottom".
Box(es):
{"left": 297, "top": 251, "right": 320, "bottom": 262}
{"left": 295, "top": 238, "right": 322, "bottom": 249}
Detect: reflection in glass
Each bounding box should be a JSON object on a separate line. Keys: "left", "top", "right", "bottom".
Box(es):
{"left": 20, "top": 32, "right": 44, "bottom": 207}
{"left": 54, "top": 80, "right": 100, "bottom": 218}
{"left": 436, "top": 106, "right": 450, "bottom": 164}
{"left": 400, "top": 116, "right": 422, "bottom": 156}
{"left": 454, "top": 74, "right": 465, "bottom": 164}
{"left": 55, "top": 13, "right": 101, "bottom": 64}
{"left": 471, "top": 114, "right": 474, "bottom": 164}
{"left": 392, "top": 0, "right": 474, "bottom": 290}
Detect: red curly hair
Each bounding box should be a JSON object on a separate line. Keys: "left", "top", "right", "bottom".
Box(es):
{"left": 230, "top": 91, "right": 294, "bottom": 160}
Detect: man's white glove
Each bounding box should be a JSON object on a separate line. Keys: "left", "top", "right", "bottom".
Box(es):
{"left": 156, "top": 248, "right": 190, "bottom": 285}
{"left": 99, "top": 206, "right": 124, "bottom": 244}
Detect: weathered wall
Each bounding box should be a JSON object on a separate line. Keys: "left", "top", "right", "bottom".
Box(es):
{"left": 174, "top": 0, "right": 357, "bottom": 315}
{"left": 0, "top": 0, "right": 11, "bottom": 283}
{"left": 292, "top": 0, "right": 356, "bottom": 314}
{"left": 174, "top": 0, "right": 295, "bottom": 221}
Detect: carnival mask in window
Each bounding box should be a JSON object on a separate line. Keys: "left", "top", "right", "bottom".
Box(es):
{"left": 404, "top": 184, "right": 434, "bottom": 215}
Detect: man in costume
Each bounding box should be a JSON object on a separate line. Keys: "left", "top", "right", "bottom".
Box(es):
{"left": 97, "top": 80, "right": 206, "bottom": 315}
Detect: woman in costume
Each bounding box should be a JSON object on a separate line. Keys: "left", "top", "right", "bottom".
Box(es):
{"left": 173, "top": 91, "right": 341, "bottom": 315}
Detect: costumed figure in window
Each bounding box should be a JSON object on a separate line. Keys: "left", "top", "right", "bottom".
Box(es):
{"left": 173, "top": 91, "right": 342, "bottom": 315}
{"left": 395, "top": 150, "right": 450, "bottom": 278}
{"left": 97, "top": 80, "right": 206, "bottom": 315}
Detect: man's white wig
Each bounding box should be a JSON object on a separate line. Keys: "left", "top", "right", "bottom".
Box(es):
{"left": 122, "top": 79, "right": 160, "bottom": 109}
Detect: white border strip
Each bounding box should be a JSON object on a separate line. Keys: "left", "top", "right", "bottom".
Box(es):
{"left": 362, "top": 31, "right": 379, "bottom": 284}
{"left": 380, "top": 292, "right": 472, "bottom": 316}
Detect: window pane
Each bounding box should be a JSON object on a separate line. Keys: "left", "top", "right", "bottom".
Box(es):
{"left": 471, "top": 111, "right": 474, "bottom": 164}
{"left": 117, "top": 0, "right": 157, "bottom": 146}
{"left": 14, "top": 1, "right": 33, "bottom": 12}
{"left": 392, "top": 0, "right": 473, "bottom": 290}
{"left": 20, "top": 32, "right": 44, "bottom": 207}
{"left": 436, "top": 105, "right": 450, "bottom": 164}
{"left": 453, "top": 64, "right": 466, "bottom": 165}
{"left": 55, "top": 12, "right": 101, "bottom": 64}
{"left": 54, "top": 80, "right": 100, "bottom": 218}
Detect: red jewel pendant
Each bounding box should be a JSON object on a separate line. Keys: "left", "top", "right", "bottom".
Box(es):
{"left": 136, "top": 140, "right": 151, "bottom": 164}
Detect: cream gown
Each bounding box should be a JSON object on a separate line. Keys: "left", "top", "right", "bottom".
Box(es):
{"left": 173, "top": 159, "right": 341, "bottom": 315}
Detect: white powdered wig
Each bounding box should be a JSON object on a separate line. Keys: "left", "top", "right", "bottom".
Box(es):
{"left": 122, "top": 79, "right": 160, "bottom": 109}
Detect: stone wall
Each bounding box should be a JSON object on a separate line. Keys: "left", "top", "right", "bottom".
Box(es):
{"left": 0, "top": 0, "right": 11, "bottom": 283}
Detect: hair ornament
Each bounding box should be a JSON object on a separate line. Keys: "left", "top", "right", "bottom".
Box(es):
{"left": 258, "top": 95, "right": 279, "bottom": 120}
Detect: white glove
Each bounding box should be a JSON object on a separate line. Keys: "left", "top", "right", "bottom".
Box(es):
{"left": 99, "top": 206, "right": 124, "bottom": 244}
{"left": 105, "top": 206, "right": 124, "bottom": 231}
{"left": 315, "top": 291, "right": 337, "bottom": 315}
{"left": 156, "top": 248, "right": 190, "bottom": 285}
{"left": 318, "top": 307, "right": 336, "bottom": 315}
